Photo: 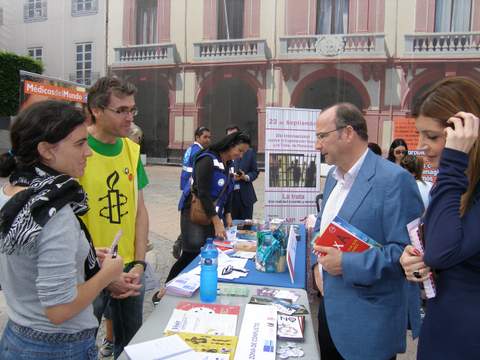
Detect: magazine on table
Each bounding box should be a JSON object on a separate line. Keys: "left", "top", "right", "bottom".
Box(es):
{"left": 164, "top": 301, "right": 240, "bottom": 336}
{"left": 167, "top": 332, "right": 237, "bottom": 360}
{"left": 165, "top": 273, "right": 200, "bottom": 297}
{"left": 277, "top": 314, "right": 305, "bottom": 341}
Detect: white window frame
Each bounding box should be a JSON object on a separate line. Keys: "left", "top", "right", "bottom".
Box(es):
{"left": 434, "top": 0, "right": 473, "bottom": 32}
{"left": 71, "top": 0, "right": 98, "bottom": 17}
{"left": 24, "top": 0, "right": 47, "bottom": 22}
{"left": 27, "top": 47, "right": 43, "bottom": 62}
{"left": 75, "top": 42, "right": 94, "bottom": 85}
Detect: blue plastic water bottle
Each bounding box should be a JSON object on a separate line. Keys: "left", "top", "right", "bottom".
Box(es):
{"left": 200, "top": 238, "right": 218, "bottom": 303}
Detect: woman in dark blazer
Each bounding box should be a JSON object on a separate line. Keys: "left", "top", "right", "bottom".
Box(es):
{"left": 400, "top": 77, "right": 480, "bottom": 359}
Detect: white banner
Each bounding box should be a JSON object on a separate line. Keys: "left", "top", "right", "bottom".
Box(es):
{"left": 264, "top": 107, "right": 321, "bottom": 223}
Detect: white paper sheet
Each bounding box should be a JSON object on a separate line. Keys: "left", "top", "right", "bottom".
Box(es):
{"left": 234, "top": 304, "right": 277, "bottom": 360}
{"left": 286, "top": 226, "right": 297, "bottom": 284}
{"left": 124, "top": 334, "right": 201, "bottom": 360}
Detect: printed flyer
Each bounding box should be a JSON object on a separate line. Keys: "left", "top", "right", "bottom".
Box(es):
{"left": 234, "top": 304, "right": 277, "bottom": 360}
{"left": 264, "top": 107, "right": 321, "bottom": 223}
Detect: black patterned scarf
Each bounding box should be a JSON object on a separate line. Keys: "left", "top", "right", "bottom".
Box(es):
{"left": 0, "top": 164, "right": 100, "bottom": 280}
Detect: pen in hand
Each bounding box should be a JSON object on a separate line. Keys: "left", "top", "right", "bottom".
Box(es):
{"left": 110, "top": 229, "right": 123, "bottom": 259}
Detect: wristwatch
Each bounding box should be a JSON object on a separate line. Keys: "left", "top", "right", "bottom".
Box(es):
{"left": 131, "top": 260, "right": 147, "bottom": 271}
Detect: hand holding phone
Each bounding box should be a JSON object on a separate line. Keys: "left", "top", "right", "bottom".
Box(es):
{"left": 235, "top": 169, "right": 245, "bottom": 180}
{"left": 109, "top": 229, "right": 123, "bottom": 259}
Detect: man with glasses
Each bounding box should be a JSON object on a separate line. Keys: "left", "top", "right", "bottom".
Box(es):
{"left": 312, "top": 103, "right": 423, "bottom": 360}
{"left": 80, "top": 76, "right": 150, "bottom": 358}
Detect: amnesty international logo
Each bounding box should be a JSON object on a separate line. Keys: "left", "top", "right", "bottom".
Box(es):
{"left": 99, "top": 171, "right": 128, "bottom": 224}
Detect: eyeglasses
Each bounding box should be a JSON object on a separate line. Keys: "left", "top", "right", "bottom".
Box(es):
{"left": 104, "top": 106, "right": 138, "bottom": 117}
{"left": 394, "top": 149, "right": 408, "bottom": 155}
{"left": 315, "top": 126, "right": 346, "bottom": 141}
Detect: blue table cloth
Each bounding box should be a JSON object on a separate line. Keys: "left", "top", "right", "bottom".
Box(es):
{"left": 182, "top": 224, "right": 307, "bottom": 289}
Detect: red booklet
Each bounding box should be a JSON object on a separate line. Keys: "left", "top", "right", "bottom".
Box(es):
{"left": 313, "top": 216, "right": 380, "bottom": 253}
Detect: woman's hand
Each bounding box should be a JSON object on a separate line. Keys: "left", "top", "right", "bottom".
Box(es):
{"left": 400, "top": 245, "right": 431, "bottom": 283}
{"left": 445, "top": 112, "right": 479, "bottom": 154}
{"left": 95, "top": 247, "right": 110, "bottom": 266}
{"left": 212, "top": 215, "right": 226, "bottom": 239}
{"left": 101, "top": 254, "right": 124, "bottom": 283}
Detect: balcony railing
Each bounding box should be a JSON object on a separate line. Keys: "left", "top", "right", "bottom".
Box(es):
{"left": 23, "top": 1, "right": 47, "bottom": 22}
{"left": 69, "top": 72, "right": 100, "bottom": 86}
{"left": 113, "top": 43, "right": 176, "bottom": 66}
{"left": 193, "top": 39, "right": 267, "bottom": 61}
{"left": 404, "top": 32, "right": 480, "bottom": 56}
{"left": 279, "top": 33, "right": 386, "bottom": 59}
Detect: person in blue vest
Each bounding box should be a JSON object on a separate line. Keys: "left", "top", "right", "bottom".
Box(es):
{"left": 172, "top": 127, "right": 211, "bottom": 260}
{"left": 225, "top": 125, "right": 259, "bottom": 220}
{"left": 179, "top": 126, "right": 211, "bottom": 191}
{"left": 165, "top": 131, "right": 251, "bottom": 283}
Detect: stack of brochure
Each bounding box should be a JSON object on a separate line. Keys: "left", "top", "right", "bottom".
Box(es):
{"left": 165, "top": 273, "right": 200, "bottom": 297}
{"left": 164, "top": 301, "right": 240, "bottom": 336}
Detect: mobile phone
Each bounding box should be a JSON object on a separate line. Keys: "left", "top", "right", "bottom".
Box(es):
{"left": 110, "top": 229, "right": 123, "bottom": 259}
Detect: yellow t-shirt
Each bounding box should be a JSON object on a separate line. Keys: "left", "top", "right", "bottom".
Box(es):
{"left": 79, "top": 137, "right": 139, "bottom": 263}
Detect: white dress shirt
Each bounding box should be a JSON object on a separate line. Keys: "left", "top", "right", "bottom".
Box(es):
{"left": 319, "top": 148, "right": 369, "bottom": 236}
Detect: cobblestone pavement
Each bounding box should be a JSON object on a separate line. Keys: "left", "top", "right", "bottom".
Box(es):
{"left": 0, "top": 165, "right": 416, "bottom": 359}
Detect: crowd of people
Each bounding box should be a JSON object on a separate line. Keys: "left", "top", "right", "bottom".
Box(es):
{"left": 0, "top": 75, "right": 478, "bottom": 360}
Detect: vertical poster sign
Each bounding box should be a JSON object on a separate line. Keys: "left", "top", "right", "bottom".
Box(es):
{"left": 264, "top": 107, "right": 321, "bottom": 223}
{"left": 19, "top": 70, "right": 88, "bottom": 111}
{"left": 393, "top": 116, "right": 438, "bottom": 182}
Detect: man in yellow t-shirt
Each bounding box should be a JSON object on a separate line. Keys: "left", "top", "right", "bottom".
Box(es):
{"left": 80, "top": 76, "right": 150, "bottom": 358}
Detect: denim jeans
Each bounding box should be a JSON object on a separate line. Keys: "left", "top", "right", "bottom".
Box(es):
{"left": 0, "top": 321, "right": 97, "bottom": 360}
{"left": 93, "top": 262, "right": 145, "bottom": 359}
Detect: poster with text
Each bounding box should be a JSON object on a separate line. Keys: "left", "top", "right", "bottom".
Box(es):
{"left": 19, "top": 70, "right": 87, "bottom": 112}
{"left": 265, "top": 107, "right": 321, "bottom": 223}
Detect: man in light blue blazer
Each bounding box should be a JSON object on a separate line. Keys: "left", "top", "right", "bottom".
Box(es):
{"left": 312, "top": 103, "right": 424, "bottom": 360}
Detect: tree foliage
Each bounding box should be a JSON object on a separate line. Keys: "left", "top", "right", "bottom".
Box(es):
{"left": 0, "top": 51, "right": 43, "bottom": 116}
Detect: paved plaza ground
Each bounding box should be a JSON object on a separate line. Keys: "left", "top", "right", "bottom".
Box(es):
{"left": 0, "top": 165, "right": 416, "bottom": 359}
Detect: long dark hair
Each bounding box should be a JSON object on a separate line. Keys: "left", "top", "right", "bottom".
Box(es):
{"left": 400, "top": 154, "right": 424, "bottom": 182}
{"left": 0, "top": 100, "right": 86, "bottom": 177}
{"left": 208, "top": 131, "right": 251, "bottom": 154}
{"left": 412, "top": 76, "right": 480, "bottom": 216}
{"left": 387, "top": 138, "right": 408, "bottom": 162}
